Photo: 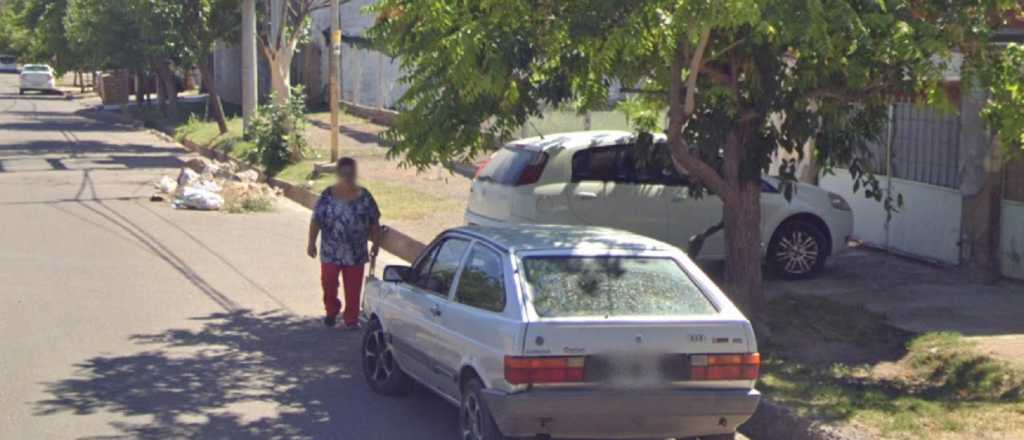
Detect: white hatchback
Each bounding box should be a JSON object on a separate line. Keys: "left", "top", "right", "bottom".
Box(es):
{"left": 19, "top": 64, "right": 58, "bottom": 94}
{"left": 361, "top": 225, "right": 761, "bottom": 440}
{"left": 465, "top": 131, "right": 854, "bottom": 278}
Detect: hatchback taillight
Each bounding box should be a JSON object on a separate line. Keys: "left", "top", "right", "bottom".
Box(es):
{"left": 504, "top": 356, "right": 585, "bottom": 384}
{"left": 690, "top": 353, "right": 760, "bottom": 380}
{"left": 514, "top": 152, "right": 548, "bottom": 186}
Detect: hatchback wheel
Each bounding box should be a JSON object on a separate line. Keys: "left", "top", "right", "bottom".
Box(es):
{"left": 768, "top": 220, "right": 827, "bottom": 279}
{"left": 361, "top": 319, "right": 412, "bottom": 395}
{"left": 460, "top": 378, "right": 505, "bottom": 440}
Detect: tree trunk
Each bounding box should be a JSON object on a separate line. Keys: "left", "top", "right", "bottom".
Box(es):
{"left": 721, "top": 178, "right": 766, "bottom": 318}
{"left": 268, "top": 48, "right": 293, "bottom": 106}
{"left": 198, "top": 60, "right": 229, "bottom": 134}
{"left": 154, "top": 65, "right": 168, "bottom": 116}
{"left": 155, "top": 61, "right": 178, "bottom": 120}
{"left": 134, "top": 70, "right": 146, "bottom": 106}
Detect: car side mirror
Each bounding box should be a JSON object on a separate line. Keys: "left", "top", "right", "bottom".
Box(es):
{"left": 382, "top": 265, "right": 411, "bottom": 282}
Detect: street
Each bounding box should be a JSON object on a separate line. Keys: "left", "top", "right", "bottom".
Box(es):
{"left": 0, "top": 73, "right": 459, "bottom": 439}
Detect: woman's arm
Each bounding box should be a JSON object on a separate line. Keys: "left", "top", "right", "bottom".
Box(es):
{"left": 369, "top": 222, "right": 382, "bottom": 258}
{"left": 307, "top": 220, "right": 320, "bottom": 259}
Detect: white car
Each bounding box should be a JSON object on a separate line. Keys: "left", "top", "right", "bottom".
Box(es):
{"left": 0, "top": 54, "right": 17, "bottom": 73}
{"left": 361, "top": 225, "right": 761, "bottom": 440}
{"left": 19, "top": 64, "right": 58, "bottom": 94}
{"left": 465, "top": 131, "right": 854, "bottom": 278}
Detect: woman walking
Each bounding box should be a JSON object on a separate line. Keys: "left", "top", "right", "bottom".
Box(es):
{"left": 307, "top": 157, "right": 381, "bottom": 329}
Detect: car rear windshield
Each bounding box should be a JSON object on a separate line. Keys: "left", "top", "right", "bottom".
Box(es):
{"left": 477, "top": 147, "right": 547, "bottom": 186}
{"left": 521, "top": 256, "right": 717, "bottom": 318}
{"left": 0, "top": 56, "right": 15, "bottom": 64}
{"left": 23, "top": 65, "right": 47, "bottom": 72}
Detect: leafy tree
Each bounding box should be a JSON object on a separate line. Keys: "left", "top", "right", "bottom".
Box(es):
{"left": 257, "top": 0, "right": 328, "bottom": 106}
{"left": 371, "top": 0, "right": 1022, "bottom": 316}
{"left": 181, "top": 0, "right": 242, "bottom": 134}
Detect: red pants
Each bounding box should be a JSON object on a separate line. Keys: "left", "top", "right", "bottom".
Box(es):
{"left": 321, "top": 262, "right": 365, "bottom": 325}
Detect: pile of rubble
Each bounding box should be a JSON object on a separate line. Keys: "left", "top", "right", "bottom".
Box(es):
{"left": 154, "top": 157, "right": 280, "bottom": 212}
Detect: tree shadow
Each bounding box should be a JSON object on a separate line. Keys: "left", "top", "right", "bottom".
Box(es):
{"left": 36, "top": 310, "right": 459, "bottom": 440}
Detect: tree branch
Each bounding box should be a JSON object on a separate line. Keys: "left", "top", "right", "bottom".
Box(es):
{"left": 666, "top": 28, "right": 726, "bottom": 195}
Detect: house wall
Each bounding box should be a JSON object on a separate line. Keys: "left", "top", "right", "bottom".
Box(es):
{"left": 213, "top": 42, "right": 242, "bottom": 106}
{"left": 821, "top": 170, "right": 963, "bottom": 264}
{"left": 1001, "top": 199, "right": 1024, "bottom": 280}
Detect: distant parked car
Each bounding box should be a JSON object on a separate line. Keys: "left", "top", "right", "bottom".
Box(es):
{"left": 465, "top": 131, "right": 854, "bottom": 279}
{"left": 19, "top": 64, "right": 58, "bottom": 94}
{"left": 361, "top": 224, "right": 761, "bottom": 440}
{"left": 0, "top": 54, "right": 17, "bottom": 73}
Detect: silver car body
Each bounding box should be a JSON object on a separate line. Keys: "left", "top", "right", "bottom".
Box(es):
{"left": 362, "top": 225, "right": 761, "bottom": 439}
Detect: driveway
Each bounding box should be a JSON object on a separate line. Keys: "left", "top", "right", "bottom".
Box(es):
{"left": 766, "top": 245, "right": 1024, "bottom": 367}
{"left": 0, "top": 73, "right": 458, "bottom": 439}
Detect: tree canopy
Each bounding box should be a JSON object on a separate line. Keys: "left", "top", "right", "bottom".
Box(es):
{"left": 371, "top": 0, "right": 1023, "bottom": 315}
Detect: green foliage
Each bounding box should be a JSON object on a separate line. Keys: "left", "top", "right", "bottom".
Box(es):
{"left": 245, "top": 86, "right": 310, "bottom": 176}
{"left": 980, "top": 43, "right": 1024, "bottom": 159}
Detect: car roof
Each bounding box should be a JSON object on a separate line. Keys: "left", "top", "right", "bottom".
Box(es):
{"left": 450, "top": 224, "right": 677, "bottom": 253}
{"left": 507, "top": 130, "right": 668, "bottom": 152}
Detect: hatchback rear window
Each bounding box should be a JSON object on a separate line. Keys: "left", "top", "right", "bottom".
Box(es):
{"left": 521, "top": 256, "right": 716, "bottom": 318}
{"left": 23, "top": 65, "right": 48, "bottom": 72}
{"left": 477, "top": 147, "right": 548, "bottom": 186}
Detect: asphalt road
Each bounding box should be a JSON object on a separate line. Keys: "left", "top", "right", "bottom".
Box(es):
{"left": 0, "top": 74, "right": 458, "bottom": 439}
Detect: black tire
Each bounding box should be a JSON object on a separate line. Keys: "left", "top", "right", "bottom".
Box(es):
{"left": 361, "top": 319, "right": 413, "bottom": 396}
{"left": 19, "top": 89, "right": 24, "bottom": 95}
{"left": 768, "top": 220, "right": 828, "bottom": 279}
{"left": 460, "top": 378, "right": 506, "bottom": 440}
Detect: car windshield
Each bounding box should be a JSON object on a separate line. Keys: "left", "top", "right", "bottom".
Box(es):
{"left": 23, "top": 65, "right": 48, "bottom": 72}
{"left": 521, "top": 256, "right": 717, "bottom": 318}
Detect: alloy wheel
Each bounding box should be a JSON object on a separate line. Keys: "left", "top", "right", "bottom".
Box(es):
{"left": 775, "top": 230, "right": 820, "bottom": 275}
{"left": 363, "top": 327, "right": 395, "bottom": 384}
{"left": 460, "top": 393, "right": 484, "bottom": 440}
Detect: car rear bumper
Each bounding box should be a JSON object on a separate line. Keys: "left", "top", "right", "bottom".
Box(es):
{"left": 481, "top": 387, "right": 760, "bottom": 439}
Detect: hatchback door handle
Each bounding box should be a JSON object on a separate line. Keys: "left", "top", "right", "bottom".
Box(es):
{"left": 429, "top": 304, "right": 442, "bottom": 317}
{"left": 576, "top": 192, "right": 598, "bottom": 200}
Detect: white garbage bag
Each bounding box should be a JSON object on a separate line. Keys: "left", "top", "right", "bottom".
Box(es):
{"left": 177, "top": 167, "right": 221, "bottom": 194}
{"left": 157, "top": 175, "right": 178, "bottom": 194}
{"left": 173, "top": 186, "right": 224, "bottom": 210}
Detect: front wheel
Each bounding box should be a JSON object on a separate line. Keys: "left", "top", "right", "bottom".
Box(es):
{"left": 19, "top": 88, "right": 24, "bottom": 95}
{"left": 768, "top": 220, "right": 827, "bottom": 279}
{"left": 361, "top": 319, "right": 413, "bottom": 396}
{"left": 460, "top": 378, "right": 506, "bottom": 440}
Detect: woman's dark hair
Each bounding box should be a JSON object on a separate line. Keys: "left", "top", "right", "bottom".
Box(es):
{"left": 336, "top": 157, "right": 356, "bottom": 172}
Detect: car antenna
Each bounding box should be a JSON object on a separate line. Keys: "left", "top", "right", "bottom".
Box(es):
{"left": 528, "top": 120, "right": 545, "bottom": 139}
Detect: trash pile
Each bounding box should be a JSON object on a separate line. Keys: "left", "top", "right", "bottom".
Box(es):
{"left": 153, "top": 157, "right": 280, "bottom": 212}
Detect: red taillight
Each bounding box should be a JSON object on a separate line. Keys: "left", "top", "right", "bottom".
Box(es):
{"left": 504, "top": 356, "right": 585, "bottom": 384}
{"left": 690, "top": 353, "right": 760, "bottom": 381}
{"left": 473, "top": 157, "right": 493, "bottom": 179}
{"left": 515, "top": 152, "right": 548, "bottom": 186}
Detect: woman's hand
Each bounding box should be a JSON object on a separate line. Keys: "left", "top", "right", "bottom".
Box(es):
{"left": 307, "top": 242, "right": 317, "bottom": 259}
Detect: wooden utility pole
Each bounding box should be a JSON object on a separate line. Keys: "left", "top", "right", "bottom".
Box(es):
{"left": 329, "top": 0, "right": 341, "bottom": 162}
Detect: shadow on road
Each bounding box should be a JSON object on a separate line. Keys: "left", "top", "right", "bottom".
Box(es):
{"left": 34, "top": 310, "right": 458, "bottom": 440}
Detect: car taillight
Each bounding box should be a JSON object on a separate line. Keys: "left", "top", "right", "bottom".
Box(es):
{"left": 473, "top": 157, "right": 493, "bottom": 179}
{"left": 504, "top": 356, "right": 585, "bottom": 384}
{"left": 514, "top": 152, "right": 548, "bottom": 186}
{"left": 690, "top": 353, "right": 760, "bottom": 381}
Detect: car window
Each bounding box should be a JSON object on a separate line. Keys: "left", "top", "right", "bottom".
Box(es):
{"left": 522, "top": 256, "right": 717, "bottom": 318}
{"left": 571, "top": 146, "right": 628, "bottom": 182}
{"left": 411, "top": 243, "right": 441, "bottom": 285}
{"left": 23, "top": 65, "right": 48, "bottom": 72}
{"left": 417, "top": 238, "right": 470, "bottom": 297}
{"left": 453, "top": 245, "right": 506, "bottom": 313}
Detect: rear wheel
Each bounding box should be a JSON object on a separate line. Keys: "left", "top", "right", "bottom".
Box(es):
{"left": 361, "top": 319, "right": 412, "bottom": 395}
{"left": 460, "top": 378, "right": 506, "bottom": 440}
{"left": 768, "top": 220, "right": 827, "bottom": 279}
{"left": 18, "top": 88, "right": 24, "bottom": 95}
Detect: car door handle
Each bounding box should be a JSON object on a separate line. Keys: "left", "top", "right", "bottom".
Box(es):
{"left": 576, "top": 192, "right": 598, "bottom": 200}
{"left": 429, "top": 304, "right": 442, "bottom": 317}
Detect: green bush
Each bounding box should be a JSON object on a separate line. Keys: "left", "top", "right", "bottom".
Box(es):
{"left": 245, "top": 86, "right": 310, "bottom": 176}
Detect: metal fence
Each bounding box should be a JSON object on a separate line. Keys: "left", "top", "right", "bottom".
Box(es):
{"left": 340, "top": 43, "right": 407, "bottom": 110}
{"left": 864, "top": 102, "right": 962, "bottom": 188}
